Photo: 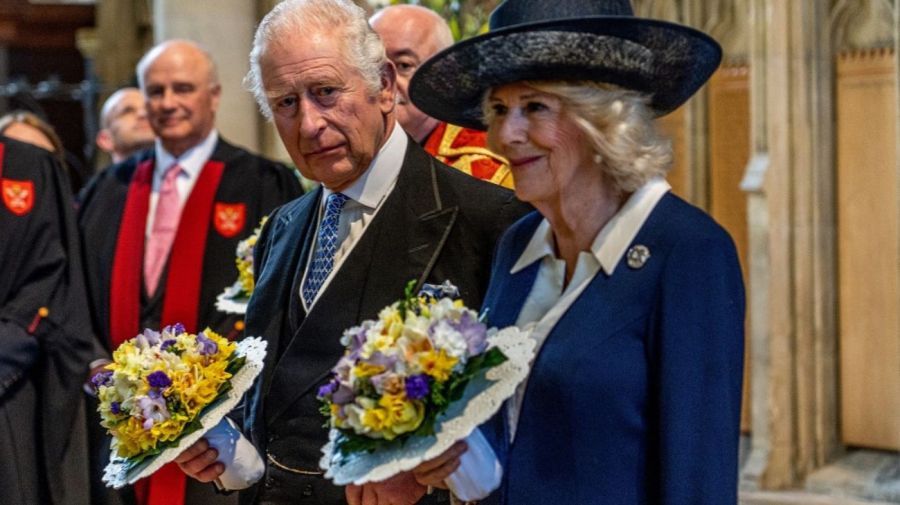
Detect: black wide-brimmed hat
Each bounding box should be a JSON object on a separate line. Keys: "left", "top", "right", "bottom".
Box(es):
{"left": 408, "top": 0, "right": 722, "bottom": 130}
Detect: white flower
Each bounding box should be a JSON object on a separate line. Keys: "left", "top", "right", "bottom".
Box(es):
{"left": 429, "top": 319, "right": 468, "bottom": 362}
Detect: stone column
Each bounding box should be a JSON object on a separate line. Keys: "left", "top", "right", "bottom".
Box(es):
{"left": 739, "top": 0, "right": 839, "bottom": 490}
{"left": 153, "top": 0, "right": 260, "bottom": 151}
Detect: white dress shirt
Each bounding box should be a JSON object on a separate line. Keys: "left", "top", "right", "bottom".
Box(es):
{"left": 145, "top": 129, "right": 219, "bottom": 236}
{"left": 300, "top": 124, "right": 407, "bottom": 311}
{"left": 506, "top": 177, "right": 671, "bottom": 441}
{"left": 213, "top": 124, "right": 407, "bottom": 489}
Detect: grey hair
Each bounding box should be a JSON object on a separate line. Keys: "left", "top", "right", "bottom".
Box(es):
{"left": 246, "top": 0, "right": 388, "bottom": 121}
{"left": 136, "top": 39, "right": 220, "bottom": 90}
{"left": 484, "top": 80, "right": 672, "bottom": 194}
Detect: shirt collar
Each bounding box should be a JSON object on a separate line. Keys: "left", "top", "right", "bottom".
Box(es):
{"left": 322, "top": 122, "right": 407, "bottom": 209}
{"left": 511, "top": 177, "right": 671, "bottom": 276}
{"left": 154, "top": 129, "right": 219, "bottom": 180}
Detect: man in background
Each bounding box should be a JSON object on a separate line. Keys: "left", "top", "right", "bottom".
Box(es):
{"left": 78, "top": 39, "right": 302, "bottom": 505}
{"left": 95, "top": 87, "right": 156, "bottom": 164}
{"left": 370, "top": 4, "right": 513, "bottom": 188}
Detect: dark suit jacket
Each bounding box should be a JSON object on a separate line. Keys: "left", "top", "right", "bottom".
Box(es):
{"left": 241, "top": 139, "right": 529, "bottom": 505}
{"left": 480, "top": 194, "right": 745, "bottom": 505}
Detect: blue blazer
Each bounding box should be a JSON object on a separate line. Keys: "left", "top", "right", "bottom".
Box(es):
{"left": 480, "top": 193, "right": 745, "bottom": 505}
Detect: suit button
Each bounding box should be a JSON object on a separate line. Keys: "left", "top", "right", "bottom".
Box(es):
{"left": 265, "top": 476, "right": 274, "bottom": 489}
{"left": 268, "top": 433, "right": 278, "bottom": 443}
{"left": 302, "top": 484, "right": 313, "bottom": 497}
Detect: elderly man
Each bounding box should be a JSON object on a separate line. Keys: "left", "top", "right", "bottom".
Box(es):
{"left": 95, "top": 87, "right": 155, "bottom": 163}
{"left": 78, "top": 40, "right": 303, "bottom": 505}
{"left": 175, "top": 1, "right": 529, "bottom": 504}
{"left": 370, "top": 5, "right": 512, "bottom": 188}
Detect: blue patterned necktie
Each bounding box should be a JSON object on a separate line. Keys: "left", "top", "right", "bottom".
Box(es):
{"left": 302, "top": 192, "right": 349, "bottom": 307}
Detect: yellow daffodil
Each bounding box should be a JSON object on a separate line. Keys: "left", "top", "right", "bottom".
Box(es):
{"left": 418, "top": 349, "right": 458, "bottom": 382}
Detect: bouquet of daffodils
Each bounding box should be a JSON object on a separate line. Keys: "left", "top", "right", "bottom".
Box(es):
{"left": 318, "top": 281, "right": 534, "bottom": 488}
{"left": 216, "top": 216, "right": 267, "bottom": 315}
{"left": 94, "top": 324, "right": 266, "bottom": 487}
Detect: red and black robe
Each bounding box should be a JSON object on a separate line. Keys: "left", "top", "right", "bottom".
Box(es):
{"left": 77, "top": 138, "right": 303, "bottom": 505}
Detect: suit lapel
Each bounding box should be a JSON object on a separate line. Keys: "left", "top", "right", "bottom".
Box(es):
{"left": 250, "top": 188, "right": 320, "bottom": 402}
{"left": 360, "top": 145, "right": 459, "bottom": 317}
{"left": 482, "top": 213, "right": 542, "bottom": 328}
{"left": 265, "top": 140, "right": 460, "bottom": 425}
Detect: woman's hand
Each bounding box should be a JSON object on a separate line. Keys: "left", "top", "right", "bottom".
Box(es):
{"left": 412, "top": 440, "right": 468, "bottom": 489}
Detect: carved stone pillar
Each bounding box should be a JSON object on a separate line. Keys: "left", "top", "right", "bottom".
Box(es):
{"left": 94, "top": 0, "right": 150, "bottom": 88}
{"left": 740, "top": 0, "right": 839, "bottom": 490}
{"left": 153, "top": 0, "right": 260, "bottom": 151}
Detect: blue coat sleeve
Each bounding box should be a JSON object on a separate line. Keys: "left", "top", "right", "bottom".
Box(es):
{"left": 650, "top": 230, "right": 746, "bottom": 505}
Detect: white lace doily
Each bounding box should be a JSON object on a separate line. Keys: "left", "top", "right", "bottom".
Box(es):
{"left": 319, "top": 326, "right": 534, "bottom": 485}
{"left": 102, "top": 337, "right": 268, "bottom": 488}
{"left": 215, "top": 282, "right": 249, "bottom": 315}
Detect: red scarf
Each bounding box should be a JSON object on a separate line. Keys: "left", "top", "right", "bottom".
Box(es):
{"left": 109, "top": 158, "right": 225, "bottom": 505}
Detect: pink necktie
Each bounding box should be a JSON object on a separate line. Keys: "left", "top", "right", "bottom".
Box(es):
{"left": 144, "top": 163, "right": 183, "bottom": 295}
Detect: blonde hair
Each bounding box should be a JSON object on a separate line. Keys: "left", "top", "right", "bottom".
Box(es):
{"left": 0, "top": 110, "right": 66, "bottom": 162}
{"left": 485, "top": 80, "right": 672, "bottom": 194}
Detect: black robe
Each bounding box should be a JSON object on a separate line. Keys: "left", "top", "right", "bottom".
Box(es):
{"left": 0, "top": 136, "right": 98, "bottom": 505}
{"left": 78, "top": 138, "right": 303, "bottom": 505}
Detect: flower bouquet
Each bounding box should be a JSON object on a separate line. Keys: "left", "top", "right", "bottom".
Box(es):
{"left": 94, "top": 324, "right": 267, "bottom": 488}
{"left": 318, "top": 281, "right": 534, "bottom": 492}
{"left": 216, "top": 216, "right": 267, "bottom": 315}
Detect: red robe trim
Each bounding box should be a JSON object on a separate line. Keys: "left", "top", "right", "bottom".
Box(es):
{"left": 109, "top": 158, "right": 226, "bottom": 505}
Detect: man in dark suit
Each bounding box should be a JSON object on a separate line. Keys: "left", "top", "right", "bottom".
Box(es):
{"left": 175, "top": 1, "right": 529, "bottom": 504}
{"left": 78, "top": 39, "right": 303, "bottom": 505}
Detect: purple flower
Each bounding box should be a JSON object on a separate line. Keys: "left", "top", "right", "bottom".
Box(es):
{"left": 91, "top": 370, "right": 113, "bottom": 389}
{"left": 196, "top": 332, "right": 218, "bottom": 355}
{"left": 147, "top": 370, "right": 172, "bottom": 389}
{"left": 172, "top": 323, "right": 186, "bottom": 334}
{"left": 405, "top": 374, "right": 430, "bottom": 400}
{"left": 317, "top": 380, "right": 339, "bottom": 399}
{"left": 453, "top": 312, "right": 488, "bottom": 356}
{"left": 139, "top": 395, "right": 170, "bottom": 429}
{"left": 368, "top": 352, "right": 397, "bottom": 369}
{"left": 136, "top": 328, "right": 161, "bottom": 348}
{"left": 148, "top": 388, "right": 162, "bottom": 400}
{"left": 110, "top": 402, "right": 121, "bottom": 415}
{"left": 160, "top": 339, "right": 177, "bottom": 351}
{"left": 331, "top": 383, "right": 355, "bottom": 405}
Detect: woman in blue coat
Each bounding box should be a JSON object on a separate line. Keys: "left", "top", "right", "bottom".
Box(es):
{"left": 409, "top": 1, "right": 746, "bottom": 503}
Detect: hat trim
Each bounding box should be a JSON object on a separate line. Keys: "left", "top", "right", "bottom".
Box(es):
{"left": 410, "top": 16, "right": 721, "bottom": 130}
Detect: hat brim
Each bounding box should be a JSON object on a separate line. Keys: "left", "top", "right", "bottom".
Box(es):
{"left": 409, "top": 16, "right": 722, "bottom": 130}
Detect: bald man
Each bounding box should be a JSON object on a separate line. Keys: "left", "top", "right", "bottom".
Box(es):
{"left": 96, "top": 88, "right": 155, "bottom": 164}
{"left": 371, "top": 5, "right": 513, "bottom": 188}
{"left": 78, "top": 40, "right": 303, "bottom": 505}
